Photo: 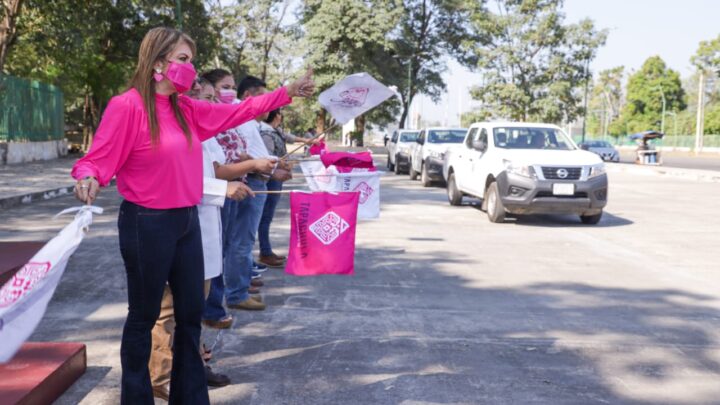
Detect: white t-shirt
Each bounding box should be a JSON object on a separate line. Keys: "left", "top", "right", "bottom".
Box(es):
{"left": 235, "top": 120, "right": 277, "bottom": 159}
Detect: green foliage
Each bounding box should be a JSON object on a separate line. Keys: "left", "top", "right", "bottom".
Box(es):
{"left": 468, "top": 0, "right": 607, "bottom": 123}
{"left": 6, "top": 0, "right": 215, "bottom": 130}
{"left": 620, "top": 56, "right": 685, "bottom": 134}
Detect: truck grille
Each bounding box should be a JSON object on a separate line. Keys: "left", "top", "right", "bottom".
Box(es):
{"left": 541, "top": 167, "right": 582, "bottom": 180}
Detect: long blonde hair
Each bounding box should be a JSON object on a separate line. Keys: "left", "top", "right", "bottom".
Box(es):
{"left": 128, "top": 27, "right": 196, "bottom": 145}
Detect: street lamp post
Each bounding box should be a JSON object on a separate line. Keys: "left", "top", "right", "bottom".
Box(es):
{"left": 653, "top": 85, "right": 666, "bottom": 134}
{"left": 666, "top": 111, "right": 678, "bottom": 147}
{"left": 581, "top": 58, "right": 590, "bottom": 143}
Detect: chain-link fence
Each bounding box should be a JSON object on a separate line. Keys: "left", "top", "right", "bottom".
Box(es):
{"left": 575, "top": 134, "right": 720, "bottom": 148}
{"left": 0, "top": 74, "right": 64, "bottom": 142}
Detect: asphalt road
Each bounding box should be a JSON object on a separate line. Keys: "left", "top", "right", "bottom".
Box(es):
{"left": 1, "top": 162, "right": 718, "bottom": 404}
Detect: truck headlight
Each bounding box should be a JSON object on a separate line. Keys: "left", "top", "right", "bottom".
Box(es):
{"left": 589, "top": 163, "right": 606, "bottom": 178}
{"left": 429, "top": 150, "right": 445, "bottom": 160}
{"left": 503, "top": 159, "right": 534, "bottom": 178}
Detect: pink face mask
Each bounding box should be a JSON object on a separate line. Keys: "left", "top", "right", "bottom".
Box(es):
{"left": 218, "top": 89, "right": 236, "bottom": 104}
{"left": 156, "top": 61, "right": 197, "bottom": 93}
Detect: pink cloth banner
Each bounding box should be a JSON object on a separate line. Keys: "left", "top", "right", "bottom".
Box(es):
{"left": 320, "top": 151, "right": 376, "bottom": 173}
{"left": 286, "top": 192, "right": 359, "bottom": 276}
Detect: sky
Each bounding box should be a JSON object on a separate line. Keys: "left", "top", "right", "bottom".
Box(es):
{"left": 413, "top": 0, "right": 720, "bottom": 127}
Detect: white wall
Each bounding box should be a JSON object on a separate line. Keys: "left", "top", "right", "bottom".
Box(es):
{"left": 2, "top": 140, "right": 68, "bottom": 165}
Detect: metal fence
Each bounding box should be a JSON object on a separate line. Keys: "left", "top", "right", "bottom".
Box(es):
{"left": 576, "top": 134, "right": 720, "bottom": 148}
{"left": 0, "top": 74, "right": 64, "bottom": 142}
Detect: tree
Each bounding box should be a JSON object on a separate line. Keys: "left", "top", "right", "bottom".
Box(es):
{"left": 0, "top": 0, "right": 23, "bottom": 73}
{"left": 467, "top": 0, "right": 607, "bottom": 123}
{"left": 388, "top": 0, "right": 484, "bottom": 129}
{"left": 206, "top": 0, "right": 296, "bottom": 84}
{"left": 301, "top": 0, "right": 403, "bottom": 133}
{"left": 6, "top": 0, "right": 215, "bottom": 134}
{"left": 620, "top": 56, "right": 685, "bottom": 134}
{"left": 586, "top": 66, "right": 624, "bottom": 136}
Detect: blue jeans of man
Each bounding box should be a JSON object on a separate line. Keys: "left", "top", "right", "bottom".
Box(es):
{"left": 206, "top": 176, "right": 267, "bottom": 310}
{"left": 258, "top": 179, "right": 283, "bottom": 256}
{"left": 117, "top": 201, "right": 209, "bottom": 405}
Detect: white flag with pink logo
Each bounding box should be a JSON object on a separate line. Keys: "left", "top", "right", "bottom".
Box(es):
{"left": 300, "top": 161, "right": 381, "bottom": 220}
{"left": 0, "top": 206, "right": 101, "bottom": 363}
{"left": 319, "top": 72, "right": 397, "bottom": 125}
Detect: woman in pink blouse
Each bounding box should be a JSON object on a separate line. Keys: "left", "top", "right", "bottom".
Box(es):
{"left": 71, "top": 27, "right": 314, "bottom": 405}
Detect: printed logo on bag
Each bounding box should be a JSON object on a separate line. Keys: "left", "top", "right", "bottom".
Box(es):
{"left": 309, "top": 211, "right": 350, "bottom": 245}
{"left": 0, "top": 261, "right": 52, "bottom": 308}
{"left": 353, "top": 181, "right": 374, "bottom": 204}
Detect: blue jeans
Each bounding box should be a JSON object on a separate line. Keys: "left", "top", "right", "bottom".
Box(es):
{"left": 117, "top": 201, "right": 208, "bottom": 405}
{"left": 258, "top": 179, "right": 283, "bottom": 256}
{"left": 209, "top": 176, "right": 267, "bottom": 308}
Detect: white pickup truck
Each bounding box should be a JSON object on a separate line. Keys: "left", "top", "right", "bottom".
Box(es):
{"left": 443, "top": 122, "right": 608, "bottom": 224}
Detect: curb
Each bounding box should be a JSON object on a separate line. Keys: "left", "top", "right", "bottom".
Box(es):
{"left": 607, "top": 163, "right": 720, "bottom": 183}
{"left": 0, "top": 185, "right": 76, "bottom": 211}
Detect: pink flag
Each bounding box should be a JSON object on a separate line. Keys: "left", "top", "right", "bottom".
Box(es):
{"left": 320, "top": 151, "right": 376, "bottom": 173}
{"left": 286, "top": 192, "right": 359, "bottom": 276}
{"left": 309, "top": 141, "right": 328, "bottom": 156}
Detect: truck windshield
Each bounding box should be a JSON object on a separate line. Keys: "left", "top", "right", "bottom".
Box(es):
{"left": 493, "top": 127, "right": 575, "bottom": 150}
{"left": 427, "top": 130, "right": 466, "bottom": 144}
{"left": 399, "top": 131, "right": 419, "bottom": 142}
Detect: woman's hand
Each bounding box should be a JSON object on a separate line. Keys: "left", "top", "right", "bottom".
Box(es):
{"left": 74, "top": 177, "right": 100, "bottom": 204}
{"left": 286, "top": 68, "right": 315, "bottom": 98}
{"left": 226, "top": 181, "right": 254, "bottom": 201}
{"left": 237, "top": 153, "right": 252, "bottom": 162}
{"left": 254, "top": 158, "right": 276, "bottom": 174}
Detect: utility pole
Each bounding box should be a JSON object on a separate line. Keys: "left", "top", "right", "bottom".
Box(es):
{"left": 175, "top": 0, "right": 183, "bottom": 30}
{"left": 658, "top": 86, "right": 666, "bottom": 134}
{"left": 406, "top": 59, "right": 412, "bottom": 129}
{"left": 581, "top": 58, "right": 590, "bottom": 143}
{"left": 695, "top": 71, "right": 705, "bottom": 155}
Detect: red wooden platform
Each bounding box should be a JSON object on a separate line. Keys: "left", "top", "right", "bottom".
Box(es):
{"left": 0, "top": 342, "right": 86, "bottom": 405}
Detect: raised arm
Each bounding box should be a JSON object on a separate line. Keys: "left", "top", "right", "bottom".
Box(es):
{"left": 188, "top": 68, "right": 316, "bottom": 141}
{"left": 188, "top": 88, "right": 293, "bottom": 141}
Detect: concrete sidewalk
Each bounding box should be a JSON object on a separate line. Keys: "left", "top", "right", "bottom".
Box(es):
{"left": 0, "top": 156, "right": 79, "bottom": 210}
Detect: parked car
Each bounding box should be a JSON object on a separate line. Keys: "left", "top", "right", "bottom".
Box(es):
{"left": 578, "top": 140, "right": 620, "bottom": 162}
{"left": 409, "top": 127, "right": 467, "bottom": 187}
{"left": 444, "top": 122, "right": 608, "bottom": 224}
{"left": 386, "top": 129, "right": 420, "bottom": 174}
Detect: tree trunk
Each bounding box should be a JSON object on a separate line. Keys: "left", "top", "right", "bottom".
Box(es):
{"left": 399, "top": 99, "right": 409, "bottom": 129}
{"left": 316, "top": 110, "right": 325, "bottom": 134}
{"left": 354, "top": 115, "right": 365, "bottom": 147}
{"left": 0, "top": 0, "right": 24, "bottom": 73}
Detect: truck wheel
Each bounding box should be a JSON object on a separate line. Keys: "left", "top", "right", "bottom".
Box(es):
{"left": 394, "top": 156, "right": 402, "bottom": 174}
{"left": 447, "top": 172, "right": 463, "bottom": 206}
{"left": 387, "top": 153, "right": 395, "bottom": 171}
{"left": 485, "top": 182, "right": 506, "bottom": 223}
{"left": 409, "top": 163, "right": 419, "bottom": 180}
{"left": 580, "top": 211, "right": 603, "bottom": 225}
{"left": 421, "top": 163, "right": 432, "bottom": 187}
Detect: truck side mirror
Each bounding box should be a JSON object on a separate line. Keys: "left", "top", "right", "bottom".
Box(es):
{"left": 472, "top": 140, "right": 486, "bottom": 152}
{"left": 416, "top": 137, "right": 424, "bottom": 145}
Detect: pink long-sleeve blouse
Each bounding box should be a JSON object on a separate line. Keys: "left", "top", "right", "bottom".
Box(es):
{"left": 71, "top": 87, "right": 291, "bottom": 209}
